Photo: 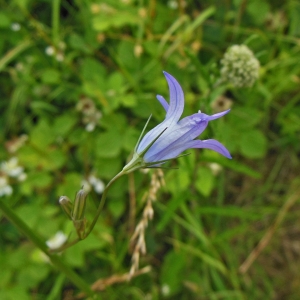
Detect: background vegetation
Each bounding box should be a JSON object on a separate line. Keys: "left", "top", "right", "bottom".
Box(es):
{"left": 1, "top": 0, "right": 300, "bottom": 299}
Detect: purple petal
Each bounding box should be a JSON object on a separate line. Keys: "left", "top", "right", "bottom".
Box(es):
{"left": 156, "top": 95, "right": 169, "bottom": 112}
{"left": 145, "top": 138, "right": 231, "bottom": 162}
{"left": 163, "top": 71, "right": 184, "bottom": 123}
{"left": 205, "top": 109, "right": 230, "bottom": 121}
{"left": 137, "top": 72, "right": 184, "bottom": 153}
{"left": 137, "top": 122, "right": 169, "bottom": 153}
{"left": 143, "top": 113, "right": 209, "bottom": 160}
{"left": 189, "top": 139, "right": 232, "bottom": 159}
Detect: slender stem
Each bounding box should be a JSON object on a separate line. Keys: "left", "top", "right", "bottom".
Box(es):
{"left": 0, "top": 40, "right": 32, "bottom": 72}
{"left": 84, "top": 170, "right": 126, "bottom": 237}
{"left": 0, "top": 199, "right": 95, "bottom": 298}
{"left": 50, "top": 170, "right": 126, "bottom": 253}
{"left": 49, "top": 236, "right": 80, "bottom": 253}
{"left": 52, "top": 0, "right": 60, "bottom": 47}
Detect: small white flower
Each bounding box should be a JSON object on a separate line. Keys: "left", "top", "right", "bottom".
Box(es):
{"left": 168, "top": 0, "right": 178, "bottom": 9}
{"left": 46, "top": 231, "right": 68, "bottom": 249}
{"left": 88, "top": 175, "right": 105, "bottom": 194}
{"left": 0, "top": 176, "right": 13, "bottom": 197}
{"left": 45, "top": 46, "right": 55, "bottom": 56}
{"left": 208, "top": 163, "right": 223, "bottom": 176}
{"left": 1, "top": 157, "right": 24, "bottom": 178}
{"left": 18, "top": 173, "right": 27, "bottom": 181}
{"left": 85, "top": 122, "right": 96, "bottom": 132}
{"left": 11, "top": 23, "right": 21, "bottom": 31}
{"left": 161, "top": 284, "right": 170, "bottom": 296}
{"left": 55, "top": 53, "right": 64, "bottom": 62}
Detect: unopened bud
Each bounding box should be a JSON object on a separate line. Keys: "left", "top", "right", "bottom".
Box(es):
{"left": 72, "top": 189, "right": 88, "bottom": 221}
{"left": 59, "top": 196, "right": 73, "bottom": 220}
{"left": 73, "top": 219, "right": 86, "bottom": 239}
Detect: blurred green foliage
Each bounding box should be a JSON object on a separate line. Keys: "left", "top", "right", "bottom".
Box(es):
{"left": 1, "top": 0, "right": 300, "bottom": 299}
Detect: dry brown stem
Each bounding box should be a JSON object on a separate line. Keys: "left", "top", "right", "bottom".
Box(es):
{"left": 239, "top": 187, "right": 300, "bottom": 274}
{"left": 129, "top": 169, "right": 164, "bottom": 278}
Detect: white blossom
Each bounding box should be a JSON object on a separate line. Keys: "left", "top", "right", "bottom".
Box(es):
{"left": 1, "top": 157, "right": 24, "bottom": 178}
{"left": 11, "top": 23, "right": 21, "bottom": 31}
{"left": 45, "top": 46, "right": 55, "bottom": 56}
{"left": 0, "top": 176, "right": 13, "bottom": 197}
{"left": 88, "top": 175, "right": 105, "bottom": 194}
{"left": 46, "top": 231, "right": 68, "bottom": 249}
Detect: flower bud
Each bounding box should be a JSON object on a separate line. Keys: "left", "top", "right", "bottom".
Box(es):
{"left": 72, "top": 189, "right": 88, "bottom": 221}
{"left": 73, "top": 219, "right": 86, "bottom": 239}
{"left": 59, "top": 196, "right": 73, "bottom": 220}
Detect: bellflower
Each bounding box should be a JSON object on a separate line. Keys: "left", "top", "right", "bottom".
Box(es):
{"left": 123, "top": 72, "right": 231, "bottom": 173}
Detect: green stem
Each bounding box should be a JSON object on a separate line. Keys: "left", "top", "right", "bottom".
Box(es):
{"left": 52, "top": 0, "right": 60, "bottom": 47}
{"left": 50, "top": 170, "right": 126, "bottom": 253}
{"left": 0, "top": 199, "right": 95, "bottom": 298}
{"left": 85, "top": 170, "right": 125, "bottom": 236}
{"left": 0, "top": 40, "right": 32, "bottom": 73}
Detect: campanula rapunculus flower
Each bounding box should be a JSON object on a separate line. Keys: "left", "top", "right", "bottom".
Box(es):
{"left": 123, "top": 72, "right": 231, "bottom": 173}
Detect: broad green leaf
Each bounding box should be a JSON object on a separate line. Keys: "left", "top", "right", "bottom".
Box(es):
{"left": 240, "top": 129, "right": 267, "bottom": 158}
{"left": 30, "top": 119, "right": 56, "bottom": 149}
{"left": 95, "top": 129, "right": 122, "bottom": 158}
{"left": 195, "top": 167, "right": 215, "bottom": 197}
{"left": 41, "top": 69, "right": 61, "bottom": 84}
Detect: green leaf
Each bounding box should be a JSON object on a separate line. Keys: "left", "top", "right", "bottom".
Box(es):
{"left": 230, "top": 107, "right": 263, "bottom": 129}
{"left": 157, "top": 193, "right": 188, "bottom": 232}
{"left": 53, "top": 113, "right": 77, "bottom": 137}
{"left": 30, "top": 119, "right": 56, "bottom": 149}
{"left": 68, "top": 33, "right": 91, "bottom": 54}
{"left": 41, "top": 69, "right": 61, "bottom": 84}
{"left": 165, "top": 169, "right": 190, "bottom": 194}
{"left": 0, "top": 13, "right": 11, "bottom": 28}
{"left": 160, "top": 251, "right": 187, "bottom": 295}
{"left": 95, "top": 129, "right": 123, "bottom": 158}
{"left": 122, "top": 127, "right": 140, "bottom": 152}
{"left": 20, "top": 171, "right": 52, "bottom": 195}
{"left": 117, "top": 41, "right": 136, "bottom": 70}
{"left": 17, "top": 264, "right": 49, "bottom": 289}
{"left": 246, "top": 0, "right": 270, "bottom": 25}
{"left": 121, "top": 94, "right": 137, "bottom": 107}
{"left": 240, "top": 129, "right": 267, "bottom": 158}
{"left": 56, "top": 172, "right": 82, "bottom": 198}
{"left": 195, "top": 167, "right": 215, "bottom": 197}
{"left": 289, "top": 1, "right": 300, "bottom": 36}
{"left": 95, "top": 157, "right": 122, "bottom": 179}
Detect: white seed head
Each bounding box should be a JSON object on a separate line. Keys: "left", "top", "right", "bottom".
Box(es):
{"left": 220, "top": 45, "right": 260, "bottom": 88}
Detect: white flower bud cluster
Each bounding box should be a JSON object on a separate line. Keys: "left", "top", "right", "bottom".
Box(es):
{"left": 0, "top": 157, "right": 27, "bottom": 197}
{"left": 220, "top": 45, "right": 260, "bottom": 88}
{"left": 76, "top": 97, "right": 102, "bottom": 132}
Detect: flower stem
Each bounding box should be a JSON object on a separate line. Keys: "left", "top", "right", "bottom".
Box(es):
{"left": 0, "top": 199, "right": 96, "bottom": 298}
{"left": 84, "top": 170, "right": 126, "bottom": 236}
{"left": 50, "top": 170, "right": 126, "bottom": 253}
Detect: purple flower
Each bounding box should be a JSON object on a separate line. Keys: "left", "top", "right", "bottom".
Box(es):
{"left": 123, "top": 72, "right": 231, "bottom": 173}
